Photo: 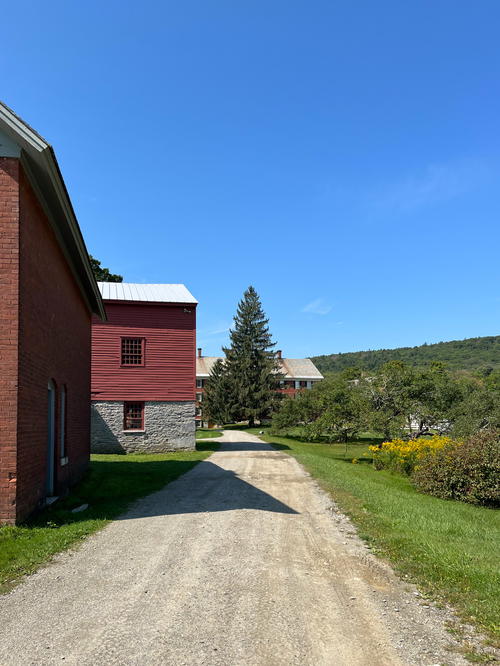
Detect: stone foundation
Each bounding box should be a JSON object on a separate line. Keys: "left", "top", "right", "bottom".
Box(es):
{"left": 91, "top": 401, "right": 195, "bottom": 453}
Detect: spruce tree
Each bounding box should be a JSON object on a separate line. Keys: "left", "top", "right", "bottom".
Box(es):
{"left": 223, "top": 286, "right": 282, "bottom": 427}
{"left": 202, "top": 358, "right": 234, "bottom": 425}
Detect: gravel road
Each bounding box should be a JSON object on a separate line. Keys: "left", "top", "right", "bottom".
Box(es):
{"left": 0, "top": 430, "right": 473, "bottom": 665}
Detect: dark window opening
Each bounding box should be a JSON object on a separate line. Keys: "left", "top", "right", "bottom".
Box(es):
{"left": 124, "top": 402, "right": 144, "bottom": 430}
{"left": 121, "top": 338, "right": 144, "bottom": 366}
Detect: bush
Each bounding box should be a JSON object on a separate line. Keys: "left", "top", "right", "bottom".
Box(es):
{"left": 412, "top": 430, "right": 500, "bottom": 507}
{"left": 369, "top": 436, "right": 452, "bottom": 475}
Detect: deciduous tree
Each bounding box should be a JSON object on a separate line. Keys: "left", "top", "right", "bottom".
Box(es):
{"left": 90, "top": 255, "right": 123, "bottom": 282}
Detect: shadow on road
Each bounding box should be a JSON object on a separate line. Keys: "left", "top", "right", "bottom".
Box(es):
{"left": 218, "top": 441, "right": 289, "bottom": 452}
{"left": 121, "top": 459, "right": 299, "bottom": 519}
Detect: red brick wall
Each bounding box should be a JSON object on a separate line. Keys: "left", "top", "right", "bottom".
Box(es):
{"left": 0, "top": 159, "right": 20, "bottom": 524}
{"left": 15, "top": 167, "right": 92, "bottom": 521}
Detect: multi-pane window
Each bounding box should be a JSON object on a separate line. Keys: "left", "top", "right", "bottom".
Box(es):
{"left": 196, "top": 379, "right": 203, "bottom": 388}
{"left": 124, "top": 402, "right": 144, "bottom": 430}
{"left": 196, "top": 393, "right": 203, "bottom": 402}
{"left": 121, "top": 338, "right": 144, "bottom": 366}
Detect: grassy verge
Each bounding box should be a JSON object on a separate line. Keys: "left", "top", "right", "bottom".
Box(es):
{"left": 0, "top": 442, "right": 219, "bottom": 594}
{"left": 195, "top": 428, "right": 223, "bottom": 439}
{"left": 254, "top": 429, "right": 500, "bottom": 642}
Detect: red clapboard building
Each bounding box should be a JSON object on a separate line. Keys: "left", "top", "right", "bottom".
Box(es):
{"left": 91, "top": 283, "right": 197, "bottom": 452}
{"left": 0, "top": 102, "right": 105, "bottom": 524}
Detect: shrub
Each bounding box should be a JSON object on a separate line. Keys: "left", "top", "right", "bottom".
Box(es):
{"left": 369, "top": 436, "right": 452, "bottom": 475}
{"left": 412, "top": 430, "right": 500, "bottom": 507}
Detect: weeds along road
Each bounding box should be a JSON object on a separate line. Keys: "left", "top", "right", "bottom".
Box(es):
{"left": 0, "top": 431, "right": 470, "bottom": 665}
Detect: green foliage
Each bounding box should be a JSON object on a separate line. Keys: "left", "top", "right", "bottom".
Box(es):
{"left": 312, "top": 335, "right": 500, "bottom": 374}
{"left": 450, "top": 373, "right": 500, "bottom": 438}
{"left": 195, "top": 428, "right": 223, "bottom": 440}
{"left": 271, "top": 374, "right": 368, "bottom": 442}
{"left": 363, "top": 361, "right": 463, "bottom": 439}
{"left": 222, "top": 286, "right": 282, "bottom": 426}
{"left": 202, "top": 359, "right": 235, "bottom": 425}
{"left": 89, "top": 255, "right": 123, "bottom": 282}
{"left": 270, "top": 393, "right": 305, "bottom": 432}
{"left": 302, "top": 375, "right": 368, "bottom": 442}
{"left": 412, "top": 430, "right": 500, "bottom": 507}
{"left": 271, "top": 360, "right": 500, "bottom": 445}
{"left": 362, "top": 361, "right": 412, "bottom": 439}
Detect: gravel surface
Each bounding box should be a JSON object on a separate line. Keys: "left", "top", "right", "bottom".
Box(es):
{"left": 0, "top": 431, "right": 483, "bottom": 665}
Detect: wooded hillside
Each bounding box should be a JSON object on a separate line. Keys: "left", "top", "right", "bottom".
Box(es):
{"left": 311, "top": 335, "right": 500, "bottom": 374}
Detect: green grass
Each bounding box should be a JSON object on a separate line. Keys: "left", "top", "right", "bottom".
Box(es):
{"left": 254, "top": 428, "right": 500, "bottom": 642}
{"left": 195, "top": 428, "right": 223, "bottom": 439}
{"left": 0, "top": 443, "right": 218, "bottom": 594}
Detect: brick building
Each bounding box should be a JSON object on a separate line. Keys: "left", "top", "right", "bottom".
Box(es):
{"left": 91, "top": 282, "right": 197, "bottom": 453}
{"left": 195, "top": 348, "right": 323, "bottom": 426}
{"left": 0, "top": 102, "right": 105, "bottom": 524}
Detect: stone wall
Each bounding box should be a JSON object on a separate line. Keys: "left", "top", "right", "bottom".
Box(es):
{"left": 91, "top": 401, "right": 195, "bottom": 453}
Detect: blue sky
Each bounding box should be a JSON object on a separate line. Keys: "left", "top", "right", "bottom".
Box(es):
{"left": 3, "top": 1, "right": 499, "bottom": 357}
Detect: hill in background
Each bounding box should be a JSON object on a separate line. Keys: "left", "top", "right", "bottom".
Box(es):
{"left": 311, "top": 335, "right": 500, "bottom": 374}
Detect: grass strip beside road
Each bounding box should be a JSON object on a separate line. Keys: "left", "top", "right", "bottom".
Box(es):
{"left": 0, "top": 442, "right": 219, "bottom": 594}
{"left": 253, "top": 430, "right": 500, "bottom": 642}
{"left": 195, "top": 428, "right": 223, "bottom": 439}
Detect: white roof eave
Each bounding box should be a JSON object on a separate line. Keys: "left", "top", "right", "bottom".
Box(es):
{"left": 0, "top": 101, "right": 106, "bottom": 320}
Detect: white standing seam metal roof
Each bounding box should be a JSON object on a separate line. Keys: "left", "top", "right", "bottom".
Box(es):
{"left": 98, "top": 282, "right": 198, "bottom": 304}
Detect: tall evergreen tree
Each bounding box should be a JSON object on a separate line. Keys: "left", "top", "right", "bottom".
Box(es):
{"left": 202, "top": 359, "right": 234, "bottom": 425}
{"left": 223, "top": 286, "right": 282, "bottom": 427}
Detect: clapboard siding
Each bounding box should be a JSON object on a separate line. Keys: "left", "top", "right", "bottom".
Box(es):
{"left": 91, "top": 302, "right": 196, "bottom": 401}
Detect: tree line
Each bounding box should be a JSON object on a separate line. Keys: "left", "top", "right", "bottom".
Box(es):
{"left": 271, "top": 362, "right": 500, "bottom": 442}
{"left": 312, "top": 335, "right": 500, "bottom": 374}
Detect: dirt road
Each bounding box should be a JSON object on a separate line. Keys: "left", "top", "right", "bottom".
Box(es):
{"left": 0, "top": 431, "right": 469, "bottom": 665}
